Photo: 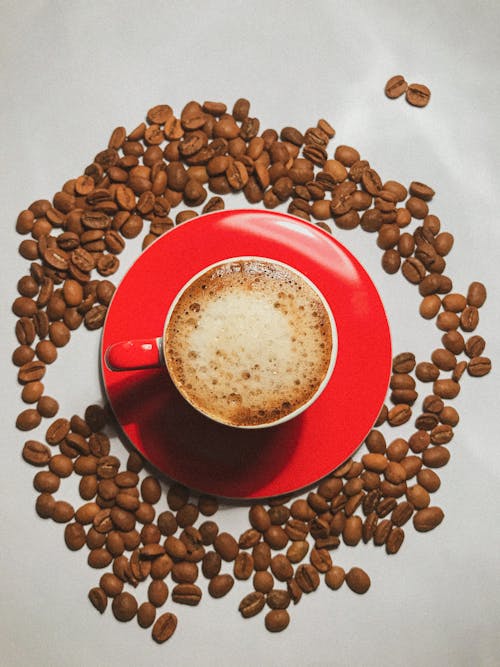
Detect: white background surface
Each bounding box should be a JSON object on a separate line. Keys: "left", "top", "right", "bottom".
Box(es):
{"left": 1, "top": 1, "right": 499, "bottom": 666}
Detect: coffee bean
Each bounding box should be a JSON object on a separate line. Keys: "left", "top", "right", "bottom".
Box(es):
{"left": 171, "top": 561, "right": 198, "bottom": 584}
{"left": 22, "top": 440, "right": 51, "bottom": 466}
{"left": 152, "top": 612, "right": 177, "bottom": 643}
{"left": 148, "top": 580, "right": 169, "bottom": 607}
{"left": 249, "top": 504, "right": 271, "bottom": 532}
{"left": 467, "top": 356, "right": 491, "bottom": 377}
{"left": 295, "top": 564, "right": 320, "bottom": 593}
{"left": 433, "top": 379, "right": 460, "bottom": 399}
{"left": 214, "top": 532, "right": 239, "bottom": 561}
{"left": 385, "top": 75, "right": 407, "bottom": 99}
{"left": 417, "top": 469, "right": 441, "bottom": 493}
{"left": 345, "top": 567, "right": 371, "bottom": 594}
{"left": 88, "top": 587, "right": 107, "bottom": 614}
{"left": 172, "top": 583, "right": 202, "bottom": 606}
{"left": 413, "top": 506, "right": 444, "bottom": 532}
{"left": 52, "top": 500, "right": 75, "bottom": 523}
{"left": 392, "top": 352, "right": 416, "bottom": 374}
{"left": 266, "top": 589, "right": 291, "bottom": 610}
{"left": 386, "top": 527, "right": 405, "bottom": 554}
{"left": 422, "top": 446, "right": 450, "bottom": 468}
{"left": 64, "top": 522, "right": 86, "bottom": 550}
{"left": 33, "top": 470, "right": 60, "bottom": 493}
{"left": 264, "top": 609, "right": 290, "bottom": 632}
{"left": 18, "top": 360, "right": 46, "bottom": 384}
{"left": 112, "top": 592, "right": 138, "bottom": 621}
{"left": 208, "top": 574, "right": 234, "bottom": 598}
{"left": 16, "top": 408, "right": 42, "bottom": 431}
{"left": 406, "top": 83, "right": 431, "bottom": 107}
{"left": 136, "top": 602, "right": 156, "bottom": 629}
{"left": 233, "top": 552, "right": 254, "bottom": 580}
{"left": 466, "top": 281, "right": 486, "bottom": 307}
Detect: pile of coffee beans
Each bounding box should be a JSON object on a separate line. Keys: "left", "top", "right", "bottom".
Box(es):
{"left": 384, "top": 75, "right": 431, "bottom": 107}
{"left": 13, "top": 98, "right": 491, "bottom": 643}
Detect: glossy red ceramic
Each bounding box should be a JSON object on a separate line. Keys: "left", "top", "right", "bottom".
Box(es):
{"left": 101, "top": 210, "right": 391, "bottom": 498}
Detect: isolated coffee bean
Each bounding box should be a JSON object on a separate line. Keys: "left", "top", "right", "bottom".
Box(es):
{"left": 88, "top": 587, "right": 107, "bottom": 614}
{"left": 345, "top": 567, "right": 371, "bottom": 594}
{"left": 152, "top": 612, "right": 177, "bottom": 643}
{"left": 265, "top": 609, "right": 290, "bottom": 633}
{"left": 413, "top": 506, "right": 444, "bottom": 532}
{"left": 466, "top": 281, "right": 486, "bottom": 307}
{"left": 406, "top": 83, "right": 431, "bottom": 107}
{"left": 233, "top": 552, "right": 254, "bottom": 580}
{"left": 386, "top": 527, "right": 405, "bottom": 554}
{"left": 385, "top": 75, "right": 407, "bottom": 99}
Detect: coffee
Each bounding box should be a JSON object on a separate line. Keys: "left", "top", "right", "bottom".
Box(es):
{"left": 163, "top": 258, "right": 334, "bottom": 427}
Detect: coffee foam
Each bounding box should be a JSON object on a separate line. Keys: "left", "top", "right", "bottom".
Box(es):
{"left": 164, "top": 259, "right": 333, "bottom": 427}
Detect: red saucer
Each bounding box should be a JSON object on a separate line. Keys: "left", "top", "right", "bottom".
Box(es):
{"left": 100, "top": 210, "right": 391, "bottom": 498}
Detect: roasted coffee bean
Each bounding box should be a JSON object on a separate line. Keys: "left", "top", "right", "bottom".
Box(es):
{"left": 18, "top": 360, "right": 46, "bottom": 384}
{"left": 391, "top": 501, "right": 414, "bottom": 527}
{"left": 386, "top": 527, "right": 405, "bottom": 554}
{"left": 88, "top": 587, "right": 107, "bottom": 614}
{"left": 373, "top": 519, "right": 392, "bottom": 545}
{"left": 406, "top": 485, "right": 430, "bottom": 509}
{"left": 148, "top": 580, "right": 169, "bottom": 607}
{"left": 406, "top": 83, "right": 431, "bottom": 107}
{"left": 345, "top": 567, "right": 371, "bottom": 594}
{"left": 249, "top": 504, "right": 271, "bottom": 532}
{"left": 385, "top": 75, "right": 407, "bottom": 99}
{"left": 465, "top": 335, "right": 486, "bottom": 359}
{"left": 295, "top": 564, "right": 320, "bottom": 593}
{"left": 137, "top": 602, "right": 156, "bottom": 629}
{"left": 392, "top": 352, "right": 416, "bottom": 374}
{"left": 22, "top": 440, "right": 51, "bottom": 466}
{"left": 466, "top": 281, "right": 487, "bottom": 307}
{"left": 422, "top": 446, "right": 450, "bottom": 468}
{"left": 52, "top": 500, "right": 75, "bottom": 523}
{"left": 201, "top": 551, "right": 222, "bottom": 579}
{"left": 265, "top": 609, "right": 290, "bottom": 632}
{"left": 433, "top": 379, "right": 460, "bottom": 399}
{"left": 35, "top": 492, "right": 55, "bottom": 518}
{"left": 415, "top": 362, "right": 439, "bottom": 382}
{"left": 214, "top": 532, "right": 239, "bottom": 561}
{"left": 171, "top": 583, "right": 202, "bottom": 606}
{"left": 21, "top": 380, "right": 44, "bottom": 405}
{"left": 167, "top": 483, "right": 189, "bottom": 510}
{"left": 112, "top": 592, "right": 138, "bottom": 621}
{"left": 64, "top": 522, "right": 86, "bottom": 550}
{"left": 208, "top": 574, "right": 234, "bottom": 599}
{"left": 467, "top": 356, "right": 491, "bottom": 377}
{"left": 33, "top": 470, "right": 59, "bottom": 493}
{"left": 342, "top": 516, "right": 363, "bottom": 546}
{"left": 442, "top": 330, "right": 465, "bottom": 355}
{"left": 420, "top": 295, "right": 441, "bottom": 319}
{"left": 413, "top": 506, "right": 444, "bottom": 532}
{"left": 152, "top": 612, "right": 177, "bottom": 643}
{"left": 417, "top": 469, "right": 441, "bottom": 493}
{"left": 266, "top": 589, "right": 291, "bottom": 611}
{"left": 233, "top": 552, "right": 254, "bottom": 580}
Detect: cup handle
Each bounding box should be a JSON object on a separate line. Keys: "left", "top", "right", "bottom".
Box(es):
{"left": 105, "top": 338, "right": 162, "bottom": 371}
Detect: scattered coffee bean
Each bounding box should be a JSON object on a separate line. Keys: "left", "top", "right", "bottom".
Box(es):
{"left": 406, "top": 83, "right": 431, "bottom": 107}
{"left": 385, "top": 75, "right": 408, "bottom": 99}
{"left": 152, "top": 612, "right": 177, "bottom": 643}
{"left": 112, "top": 592, "right": 138, "bottom": 621}
{"left": 345, "top": 567, "right": 371, "bottom": 594}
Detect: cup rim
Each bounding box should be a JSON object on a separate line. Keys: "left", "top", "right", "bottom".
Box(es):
{"left": 162, "top": 255, "right": 338, "bottom": 429}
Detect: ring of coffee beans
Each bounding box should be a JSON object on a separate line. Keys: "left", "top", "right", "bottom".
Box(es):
{"left": 13, "top": 98, "right": 491, "bottom": 643}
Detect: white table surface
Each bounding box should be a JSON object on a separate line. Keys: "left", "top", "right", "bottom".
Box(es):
{"left": 1, "top": 2, "right": 499, "bottom": 665}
